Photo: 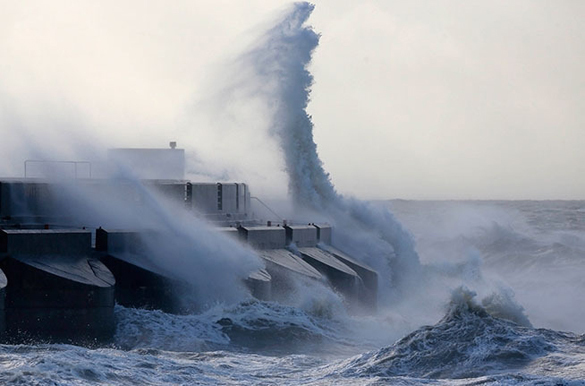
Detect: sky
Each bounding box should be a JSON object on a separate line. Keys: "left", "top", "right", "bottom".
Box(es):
{"left": 0, "top": 0, "right": 584, "bottom": 200}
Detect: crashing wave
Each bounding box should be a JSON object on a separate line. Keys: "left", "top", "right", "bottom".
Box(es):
{"left": 331, "top": 287, "right": 583, "bottom": 380}
{"left": 114, "top": 299, "right": 358, "bottom": 355}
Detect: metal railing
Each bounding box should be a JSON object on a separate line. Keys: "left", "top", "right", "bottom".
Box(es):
{"left": 250, "top": 196, "right": 283, "bottom": 222}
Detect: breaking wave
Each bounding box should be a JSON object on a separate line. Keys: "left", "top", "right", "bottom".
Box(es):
{"left": 330, "top": 287, "right": 585, "bottom": 382}
{"left": 2, "top": 3, "right": 585, "bottom": 386}
{"left": 114, "top": 299, "right": 360, "bottom": 356}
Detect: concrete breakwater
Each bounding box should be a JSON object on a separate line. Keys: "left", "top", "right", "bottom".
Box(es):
{"left": 0, "top": 177, "right": 377, "bottom": 343}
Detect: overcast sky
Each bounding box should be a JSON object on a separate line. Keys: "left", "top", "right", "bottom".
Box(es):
{"left": 1, "top": 1, "right": 583, "bottom": 200}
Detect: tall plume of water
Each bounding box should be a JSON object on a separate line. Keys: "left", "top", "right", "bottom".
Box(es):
{"left": 227, "top": 5, "right": 530, "bottom": 329}
{"left": 236, "top": 3, "right": 421, "bottom": 300}
{"left": 246, "top": 3, "right": 335, "bottom": 209}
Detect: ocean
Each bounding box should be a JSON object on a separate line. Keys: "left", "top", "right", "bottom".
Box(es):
{"left": 1, "top": 3, "right": 583, "bottom": 385}
{"left": 1, "top": 199, "right": 584, "bottom": 385}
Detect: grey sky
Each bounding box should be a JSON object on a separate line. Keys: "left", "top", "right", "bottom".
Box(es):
{"left": 1, "top": 1, "right": 583, "bottom": 199}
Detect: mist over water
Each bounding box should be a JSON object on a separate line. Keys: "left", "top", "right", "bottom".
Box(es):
{"left": 32, "top": 0, "right": 543, "bottom": 339}
{"left": 215, "top": 8, "right": 585, "bottom": 369}
{"left": 229, "top": 4, "right": 535, "bottom": 338}
{"left": 389, "top": 200, "right": 585, "bottom": 334}
{"left": 1, "top": 2, "right": 584, "bottom": 385}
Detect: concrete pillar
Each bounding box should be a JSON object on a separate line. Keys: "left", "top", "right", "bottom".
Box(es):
{"left": 0, "top": 229, "right": 115, "bottom": 343}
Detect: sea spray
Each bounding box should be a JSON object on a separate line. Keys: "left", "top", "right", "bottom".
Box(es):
{"left": 330, "top": 287, "right": 569, "bottom": 380}
{"left": 212, "top": 6, "right": 543, "bottom": 350}
{"left": 246, "top": 2, "right": 336, "bottom": 209}
{"left": 391, "top": 199, "right": 585, "bottom": 333}
{"left": 115, "top": 298, "right": 361, "bottom": 356}
{"left": 0, "top": 6, "right": 584, "bottom": 385}
{"left": 236, "top": 2, "right": 421, "bottom": 303}
{"left": 46, "top": 171, "right": 263, "bottom": 308}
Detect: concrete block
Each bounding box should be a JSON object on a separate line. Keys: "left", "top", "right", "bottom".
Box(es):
{"left": 0, "top": 256, "right": 115, "bottom": 343}
{"left": 144, "top": 180, "right": 187, "bottom": 206}
{"left": 245, "top": 269, "right": 271, "bottom": 301}
{"left": 240, "top": 226, "right": 286, "bottom": 249}
{"left": 298, "top": 247, "right": 360, "bottom": 304}
{"left": 216, "top": 227, "right": 241, "bottom": 241}
{"left": 221, "top": 183, "right": 238, "bottom": 213}
{"left": 95, "top": 228, "right": 145, "bottom": 255}
{"left": 284, "top": 225, "right": 317, "bottom": 248}
{"left": 1, "top": 256, "right": 115, "bottom": 292}
{"left": 100, "top": 254, "right": 193, "bottom": 314}
{"left": 0, "top": 180, "right": 56, "bottom": 218}
{"left": 0, "top": 229, "right": 92, "bottom": 256}
{"left": 191, "top": 183, "right": 219, "bottom": 214}
{"left": 319, "top": 245, "right": 378, "bottom": 311}
{"left": 259, "top": 249, "right": 322, "bottom": 280}
{"left": 189, "top": 183, "right": 250, "bottom": 219}
{"left": 237, "top": 183, "right": 250, "bottom": 215}
{"left": 313, "top": 223, "right": 332, "bottom": 244}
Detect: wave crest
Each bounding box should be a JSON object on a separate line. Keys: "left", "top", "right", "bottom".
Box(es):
{"left": 333, "top": 287, "right": 568, "bottom": 380}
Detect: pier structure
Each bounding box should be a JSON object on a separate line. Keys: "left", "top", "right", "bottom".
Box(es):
{"left": 0, "top": 145, "right": 378, "bottom": 342}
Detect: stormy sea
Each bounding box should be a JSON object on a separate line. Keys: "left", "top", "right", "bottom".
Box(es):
{"left": 0, "top": 200, "right": 583, "bottom": 385}
{"left": 1, "top": 3, "right": 584, "bottom": 385}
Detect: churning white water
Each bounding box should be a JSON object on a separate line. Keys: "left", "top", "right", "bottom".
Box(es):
{"left": 1, "top": 199, "right": 584, "bottom": 385}
{"left": 0, "top": 3, "right": 584, "bottom": 385}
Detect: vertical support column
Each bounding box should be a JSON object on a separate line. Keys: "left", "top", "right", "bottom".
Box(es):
{"left": 185, "top": 182, "right": 192, "bottom": 209}
{"left": 217, "top": 183, "right": 223, "bottom": 211}
{"left": 236, "top": 184, "right": 240, "bottom": 212}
